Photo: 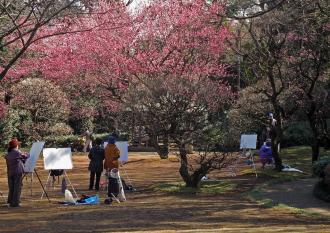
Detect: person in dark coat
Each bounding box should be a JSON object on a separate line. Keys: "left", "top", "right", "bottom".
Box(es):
{"left": 88, "top": 138, "right": 105, "bottom": 190}
{"left": 5, "top": 138, "right": 30, "bottom": 207}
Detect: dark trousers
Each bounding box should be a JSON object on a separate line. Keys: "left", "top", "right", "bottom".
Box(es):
{"left": 89, "top": 172, "right": 101, "bottom": 190}
{"left": 108, "top": 177, "right": 119, "bottom": 197}
{"left": 7, "top": 174, "right": 23, "bottom": 207}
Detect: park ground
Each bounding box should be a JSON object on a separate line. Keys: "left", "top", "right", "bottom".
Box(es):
{"left": 0, "top": 147, "right": 329, "bottom": 233}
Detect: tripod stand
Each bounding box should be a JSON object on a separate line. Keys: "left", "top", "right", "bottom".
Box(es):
{"left": 41, "top": 170, "right": 78, "bottom": 200}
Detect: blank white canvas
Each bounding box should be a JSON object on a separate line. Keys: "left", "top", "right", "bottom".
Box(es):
{"left": 240, "top": 134, "right": 257, "bottom": 149}
{"left": 103, "top": 141, "right": 129, "bottom": 162}
{"left": 24, "top": 141, "right": 45, "bottom": 173}
{"left": 117, "top": 141, "right": 129, "bottom": 162}
{"left": 43, "top": 148, "right": 73, "bottom": 170}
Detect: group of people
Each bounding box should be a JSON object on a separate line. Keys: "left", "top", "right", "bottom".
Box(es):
{"left": 87, "top": 135, "right": 120, "bottom": 191}
{"left": 3, "top": 134, "right": 121, "bottom": 207}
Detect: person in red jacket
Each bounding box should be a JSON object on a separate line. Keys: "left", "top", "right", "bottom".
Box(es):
{"left": 5, "top": 138, "right": 30, "bottom": 207}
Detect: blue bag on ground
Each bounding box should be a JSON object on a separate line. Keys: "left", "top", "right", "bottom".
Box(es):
{"left": 84, "top": 195, "right": 100, "bottom": 204}
{"left": 76, "top": 194, "right": 100, "bottom": 204}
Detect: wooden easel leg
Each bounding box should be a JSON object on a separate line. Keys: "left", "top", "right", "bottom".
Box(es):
{"left": 120, "top": 162, "right": 133, "bottom": 187}
{"left": 41, "top": 171, "right": 51, "bottom": 201}
{"left": 250, "top": 151, "right": 258, "bottom": 178}
{"left": 30, "top": 173, "right": 33, "bottom": 197}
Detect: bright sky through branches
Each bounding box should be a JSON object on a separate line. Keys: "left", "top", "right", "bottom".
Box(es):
{"left": 126, "top": 0, "right": 151, "bottom": 13}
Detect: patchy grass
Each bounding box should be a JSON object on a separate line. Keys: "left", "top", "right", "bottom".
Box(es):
{"left": 244, "top": 146, "right": 330, "bottom": 220}
{"left": 247, "top": 185, "right": 275, "bottom": 207}
{"left": 247, "top": 186, "right": 326, "bottom": 219}
{"left": 273, "top": 204, "right": 324, "bottom": 218}
{"left": 151, "top": 180, "right": 237, "bottom": 195}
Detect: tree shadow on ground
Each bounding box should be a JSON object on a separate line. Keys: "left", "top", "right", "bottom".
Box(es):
{"left": 256, "top": 178, "right": 330, "bottom": 216}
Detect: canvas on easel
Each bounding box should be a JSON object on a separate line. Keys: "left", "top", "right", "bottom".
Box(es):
{"left": 230, "top": 134, "right": 258, "bottom": 178}
{"left": 41, "top": 148, "right": 77, "bottom": 199}
{"left": 21, "top": 141, "right": 50, "bottom": 202}
{"left": 24, "top": 141, "right": 45, "bottom": 173}
{"left": 240, "top": 134, "right": 257, "bottom": 149}
{"left": 116, "top": 141, "right": 129, "bottom": 162}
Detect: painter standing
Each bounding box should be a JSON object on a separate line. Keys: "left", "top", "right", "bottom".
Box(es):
{"left": 5, "top": 138, "right": 30, "bottom": 207}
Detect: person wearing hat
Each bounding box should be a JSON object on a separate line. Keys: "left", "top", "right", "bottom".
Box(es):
{"left": 259, "top": 139, "right": 273, "bottom": 168}
{"left": 104, "top": 136, "right": 120, "bottom": 172}
{"left": 5, "top": 138, "right": 30, "bottom": 207}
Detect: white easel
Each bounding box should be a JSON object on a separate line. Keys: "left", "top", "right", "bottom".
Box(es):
{"left": 117, "top": 141, "right": 134, "bottom": 189}
{"left": 41, "top": 170, "right": 78, "bottom": 199}
{"left": 41, "top": 148, "right": 78, "bottom": 199}
{"left": 22, "top": 141, "right": 51, "bottom": 202}
{"left": 230, "top": 134, "right": 258, "bottom": 178}
{"left": 23, "top": 169, "right": 51, "bottom": 202}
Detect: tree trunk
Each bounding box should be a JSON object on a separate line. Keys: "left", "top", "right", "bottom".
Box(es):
{"left": 150, "top": 135, "right": 169, "bottom": 159}
{"left": 178, "top": 147, "right": 200, "bottom": 188}
{"left": 157, "top": 146, "right": 169, "bottom": 159}
{"left": 270, "top": 110, "right": 283, "bottom": 171}
{"left": 271, "top": 141, "right": 283, "bottom": 171}
{"left": 310, "top": 118, "right": 321, "bottom": 162}
{"left": 312, "top": 141, "right": 320, "bottom": 162}
{"left": 307, "top": 103, "right": 321, "bottom": 162}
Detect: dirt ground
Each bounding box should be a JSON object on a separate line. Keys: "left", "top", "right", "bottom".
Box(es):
{"left": 0, "top": 152, "right": 329, "bottom": 233}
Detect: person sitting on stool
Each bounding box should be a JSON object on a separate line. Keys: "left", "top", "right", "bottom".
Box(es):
{"left": 259, "top": 139, "right": 273, "bottom": 169}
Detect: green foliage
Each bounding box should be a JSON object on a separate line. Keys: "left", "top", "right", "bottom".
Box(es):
{"left": 0, "top": 108, "right": 33, "bottom": 147}
{"left": 282, "top": 122, "right": 313, "bottom": 147}
{"left": 312, "top": 156, "right": 330, "bottom": 177}
{"left": 9, "top": 78, "right": 70, "bottom": 140}
{"left": 44, "top": 133, "right": 127, "bottom": 150}
{"left": 92, "top": 133, "right": 109, "bottom": 141}
{"left": 44, "top": 135, "right": 80, "bottom": 148}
